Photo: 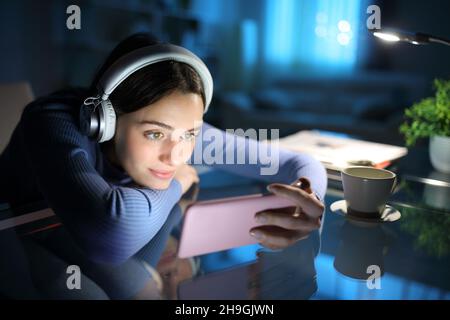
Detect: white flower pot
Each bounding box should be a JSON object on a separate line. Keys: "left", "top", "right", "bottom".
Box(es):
{"left": 423, "top": 171, "right": 450, "bottom": 211}
{"left": 429, "top": 136, "right": 450, "bottom": 173}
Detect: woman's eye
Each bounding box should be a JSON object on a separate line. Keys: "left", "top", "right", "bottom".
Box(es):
{"left": 181, "top": 132, "right": 198, "bottom": 141}
{"left": 145, "top": 131, "right": 165, "bottom": 140}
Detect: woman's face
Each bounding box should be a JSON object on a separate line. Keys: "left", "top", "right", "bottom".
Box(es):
{"left": 111, "top": 90, "right": 204, "bottom": 190}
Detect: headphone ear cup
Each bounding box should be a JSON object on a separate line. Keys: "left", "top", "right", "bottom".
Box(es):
{"left": 79, "top": 104, "right": 99, "bottom": 139}
{"left": 98, "top": 100, "right": 117, "bottom": 143}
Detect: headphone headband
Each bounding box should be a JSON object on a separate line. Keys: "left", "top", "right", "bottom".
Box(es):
{"left": 97, "top": 43, "right": 213, "bottom": 112}
{"left": 81, "top": 42, "right": 213, "bottom": 143}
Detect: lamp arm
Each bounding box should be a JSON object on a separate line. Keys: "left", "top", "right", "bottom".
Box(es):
{"left": 428, "top": 36, "right": 450, "bottom": 47}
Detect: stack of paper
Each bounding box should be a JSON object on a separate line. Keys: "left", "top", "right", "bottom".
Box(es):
{"left": 277, "top": 130, "right": 408, "bottom": 174}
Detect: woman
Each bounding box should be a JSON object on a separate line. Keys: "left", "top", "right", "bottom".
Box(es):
{"left": 0, "top": 33, "right": 327, "bottom": 299}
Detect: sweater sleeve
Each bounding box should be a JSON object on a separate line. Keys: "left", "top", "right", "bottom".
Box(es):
{"left": 21, "top": 102, "right": 182, "bottom": 265}
{"left": 190, "top": 123, "right": 328, "bottom": 201}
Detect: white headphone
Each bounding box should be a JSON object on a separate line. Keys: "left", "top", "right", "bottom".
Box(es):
{"left": 79, "top": 43, "right": 213, "bottom": 143}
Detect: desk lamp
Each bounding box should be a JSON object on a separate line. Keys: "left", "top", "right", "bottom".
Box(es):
{"left": 372, "top": 29, "right": 450, "bottom": 47}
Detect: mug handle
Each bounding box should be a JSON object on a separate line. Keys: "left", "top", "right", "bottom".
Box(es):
{"left": 391, "top": 177, "right": 397, "bottom": 193}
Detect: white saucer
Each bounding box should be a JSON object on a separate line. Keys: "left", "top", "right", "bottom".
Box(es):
{"left": 330, "top": 200, "right": 401, "bottom": 224}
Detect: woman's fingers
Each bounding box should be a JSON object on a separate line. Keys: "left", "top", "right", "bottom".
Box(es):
{"left": 249, "top": 226, "right": 310, "bottom": 250}
{"left": 267, "top": 183, "right": 324, "bottom": 219}
{"left": 248, "top": 181, "right": 325, "bottom": 250}
{"left": 255, "top": 209, "right": 321, "bottom": 231}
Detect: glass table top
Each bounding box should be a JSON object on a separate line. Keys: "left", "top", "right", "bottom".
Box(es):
{"left": 0, "top": 146, "right": 449, "bottom": 300}
{"left": 166, "top": 172, "right": 450, "bottom": 300}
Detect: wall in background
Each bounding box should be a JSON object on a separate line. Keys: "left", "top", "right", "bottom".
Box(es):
{"left": 0, "top": 1, "right": 63, "bottom": 96}
{"left": 366, "top": 0, "right": 450, "bottom": 88}
{"left": 0, "top": 0, "right": 448, "bottom": 98}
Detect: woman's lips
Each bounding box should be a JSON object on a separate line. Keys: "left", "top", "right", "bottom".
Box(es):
{"left": 149, "top": 169, "right": 175, "bottom": 180}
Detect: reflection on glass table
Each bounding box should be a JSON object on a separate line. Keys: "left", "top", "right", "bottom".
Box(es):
{"left": 0, "top": 164, "right": 449, "bottom": 300}
{"left": 159, "top": 168, "right": 450, "bottom": 300}
{"left": 175, "top": 231, "right": 320, "bottom": 300}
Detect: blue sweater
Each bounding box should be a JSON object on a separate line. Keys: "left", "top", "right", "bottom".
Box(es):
{"left": 0, "top": 88, "right": 327, "bottom": 264}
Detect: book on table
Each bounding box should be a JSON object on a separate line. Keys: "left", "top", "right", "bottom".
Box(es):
{"left": 276, "top": 130, "right": 408, "bottom": 181}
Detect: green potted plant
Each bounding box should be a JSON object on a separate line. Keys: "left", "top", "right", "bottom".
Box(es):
{"left": 400, "top": 79, "right": 450, "bottom": 173}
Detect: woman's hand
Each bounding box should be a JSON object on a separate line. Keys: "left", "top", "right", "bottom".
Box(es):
{"left": 250, "top": 179, "right": 325, "bottom": 250}
{"left": 173, "top": 164, "right": 199, "bottom": 195}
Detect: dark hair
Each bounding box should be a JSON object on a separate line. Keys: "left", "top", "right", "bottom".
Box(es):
{"left": 90, "top": 33, "right": 206, "bottom": 116}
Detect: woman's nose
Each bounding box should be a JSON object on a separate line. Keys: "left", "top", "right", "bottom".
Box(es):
{"left": 159, "top": 140, "right": 188, "bottom": 166}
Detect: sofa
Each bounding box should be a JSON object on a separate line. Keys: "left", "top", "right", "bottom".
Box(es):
{"left": 217, "top": 72, "right": 429, "bottom": 145}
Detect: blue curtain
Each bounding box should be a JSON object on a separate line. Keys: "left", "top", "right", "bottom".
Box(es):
{"left": 263, "top": 0, "right": 367, "bottom": 76}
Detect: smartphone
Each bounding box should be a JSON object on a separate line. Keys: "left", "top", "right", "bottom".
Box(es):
{"left": 177, "top": 193, "right": 297, "bottom": 258}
